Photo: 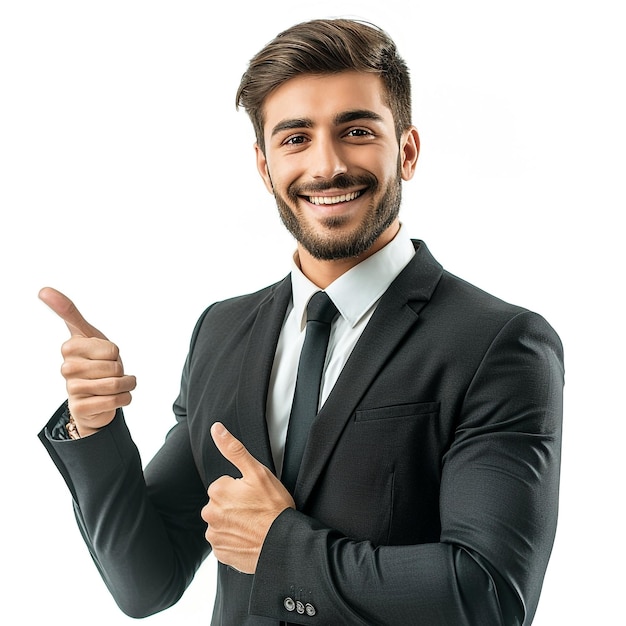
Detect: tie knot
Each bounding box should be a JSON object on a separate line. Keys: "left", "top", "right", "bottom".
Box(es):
{"left": 306, "top": 291, "right": 338, "bottom": 325}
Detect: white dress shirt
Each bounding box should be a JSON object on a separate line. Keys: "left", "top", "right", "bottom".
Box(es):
{"left": 266, "top": 231, "right": 416, "bottom": 477}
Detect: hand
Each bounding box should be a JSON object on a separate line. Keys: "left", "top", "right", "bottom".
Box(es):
{"left": 202, "top": 422, "right": 295, "bottom": 574}
{"left": 39, "top": 287, "right": 137, "bottom": 437}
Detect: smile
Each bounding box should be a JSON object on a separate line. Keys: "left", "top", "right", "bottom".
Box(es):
{"left": 306, "top": 190, "right": 364, "bottom": 206}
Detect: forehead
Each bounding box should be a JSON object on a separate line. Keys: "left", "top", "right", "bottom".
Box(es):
{"left": 262, "top": 71, "right": 393, "bottom": 136}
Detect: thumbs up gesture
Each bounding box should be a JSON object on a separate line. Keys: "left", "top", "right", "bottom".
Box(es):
{"left": 39, "top": 287, "right": 137, "bottom": 437}
{"left": 202, "top": 423, "right": 295, "bottom": 574}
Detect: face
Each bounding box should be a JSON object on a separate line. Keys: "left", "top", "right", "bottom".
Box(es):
{"left": 256, "top": 72, "right": 419, "bottom": 261}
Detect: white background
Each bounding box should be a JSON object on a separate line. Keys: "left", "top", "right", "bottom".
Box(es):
{"left": 1, "top": 1, "right": 624, "bottom": 623}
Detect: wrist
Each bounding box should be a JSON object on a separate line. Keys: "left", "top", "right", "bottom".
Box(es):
{"left": 66, "top": 409, "right": 104, "bottom": 438}
{"left": 66, "top": 410, "right": 81, "bottom": 440}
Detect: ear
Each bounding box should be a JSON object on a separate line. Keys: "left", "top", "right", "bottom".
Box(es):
{"left": 255, "top": 143, "right": 275, "bottom": 195}
{"left": 399, "top": 126, "right": 420, "bottom": 181}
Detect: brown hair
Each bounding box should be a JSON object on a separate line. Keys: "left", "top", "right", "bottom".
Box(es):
{"left": 236, "top": 19, "right": 412, "bottom": 152}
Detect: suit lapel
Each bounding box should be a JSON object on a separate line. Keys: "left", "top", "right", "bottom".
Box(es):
{"left": 294, "top": 241, "right": 444, "bottom": 507}
{"left": 235, "top": 275, "right": 292, "bottom": 473}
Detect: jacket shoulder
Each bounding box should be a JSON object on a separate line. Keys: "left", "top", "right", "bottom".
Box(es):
{"left": 186, "top": 276, "right": 290, "bottom": 353}
{"left": 432, "top": 269, "right": 562, "bottom": 350}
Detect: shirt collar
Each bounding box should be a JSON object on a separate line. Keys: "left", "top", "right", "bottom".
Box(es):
{"left": 290, "top": 227, "right": 416, "bottom": 330}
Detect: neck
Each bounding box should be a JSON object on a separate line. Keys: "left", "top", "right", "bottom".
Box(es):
{"left": 296, "top": 220, "right": 400, "bottom": 289}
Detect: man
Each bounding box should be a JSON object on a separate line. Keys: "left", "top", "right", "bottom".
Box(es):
{"left": 38, "top": 18, "right": 564, "bottom": 625}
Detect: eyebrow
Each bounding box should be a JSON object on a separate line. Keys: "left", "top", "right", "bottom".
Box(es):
{"left": 334, "top": 109, "right": 385, "bottom": 126}
{"left": 271, "top": 118, "right": 314, "bottom": 137}
{"left": 270, "top": 109, "right": 385, "bottom": 138}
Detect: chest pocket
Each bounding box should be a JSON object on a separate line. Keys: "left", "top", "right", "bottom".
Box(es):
{"left": 308, "top": 401, "right": 443, "bottom": 546}
{"left": 355, "top": 400, "right": 440, "bottom": 422}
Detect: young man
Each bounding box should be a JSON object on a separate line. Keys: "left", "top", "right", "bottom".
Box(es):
{"left": 39, "top": 19, "right": 564, "bottom": 625}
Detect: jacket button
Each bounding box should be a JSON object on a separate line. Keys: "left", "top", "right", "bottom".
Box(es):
{"left": 296, "top": 600, "right": 305, "bottom": 614}
{"left": 305, "top": 603, "right": 317, "bottom": 616}
{"left": 284, "top": 597, "right": 295, "bottom": 612}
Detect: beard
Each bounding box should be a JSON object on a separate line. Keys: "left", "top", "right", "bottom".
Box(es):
{"left": 272, "top": 170, "right": 403, "bottom": 261}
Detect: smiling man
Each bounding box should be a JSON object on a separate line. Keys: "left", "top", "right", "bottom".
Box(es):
{"left": 39, "top": 19, "right": 564, "bottom": 626}
{"left": 256, "top": 71, "right": 418, "bottom": 284}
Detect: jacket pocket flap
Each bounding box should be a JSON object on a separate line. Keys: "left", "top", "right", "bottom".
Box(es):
{"left": 355, "top": 401, "right": 440, "bottom": 422}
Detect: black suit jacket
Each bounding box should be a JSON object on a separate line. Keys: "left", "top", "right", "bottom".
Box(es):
{"left": 39, "top": 241, "right": 564, "bottom": 625}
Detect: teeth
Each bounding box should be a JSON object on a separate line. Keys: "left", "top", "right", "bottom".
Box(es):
{"left": 308, "top": 190, "right": 362, "bottom": 205}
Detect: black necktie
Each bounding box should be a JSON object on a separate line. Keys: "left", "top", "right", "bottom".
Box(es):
{"left": 282, "top": 291, "right": 339, "bottom": 493}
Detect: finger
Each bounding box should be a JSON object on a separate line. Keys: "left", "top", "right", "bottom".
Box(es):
{"left": 61, "top": 336, "right": 121, "bottom": 362}
{"left": 211, "top": 422, "right": 260, "bottom": 478}
{"left": 67, "top": 374, "right": 137, "bottom": 398}
{"left": 70, "top": 391, "right": 133, "bottom": 419}
{"left": 39, "top": 287, "right": 107, "bottom": 339}
{"left": 61, "top": 357, "right": 124, "bottom": 381}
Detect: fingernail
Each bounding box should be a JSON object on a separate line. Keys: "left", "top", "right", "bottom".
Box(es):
{"left": 213, "top": 422, "right": 227, "bottom": 437}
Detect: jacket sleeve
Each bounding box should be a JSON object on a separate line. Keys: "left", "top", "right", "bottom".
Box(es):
{"left": 38, "top": 357, "right": 210, "bottom": 619}
{"left": 249, "top": 311, "right": 564, "bottom": 625}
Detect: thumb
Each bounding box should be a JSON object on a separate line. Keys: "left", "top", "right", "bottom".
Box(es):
{"left": 211, "top": 422, "right": 259, "bottom": 478}
{"left": 38, "top": 287, "right": 107, "bottom": 339}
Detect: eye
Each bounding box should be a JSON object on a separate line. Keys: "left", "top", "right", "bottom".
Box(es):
{"left": 283, "top": 134, "right": 309, "bottom": 146}
{"left": 345, "top": 128, "right": 374, "bottom": 138}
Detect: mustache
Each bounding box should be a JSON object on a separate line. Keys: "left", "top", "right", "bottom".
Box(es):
{"left": 288, "top": 173, "right": 378, "bottom": 199}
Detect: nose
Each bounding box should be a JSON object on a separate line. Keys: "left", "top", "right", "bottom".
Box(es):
{"left": 310, "top": 136, "right": 348, "bottom": 180}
